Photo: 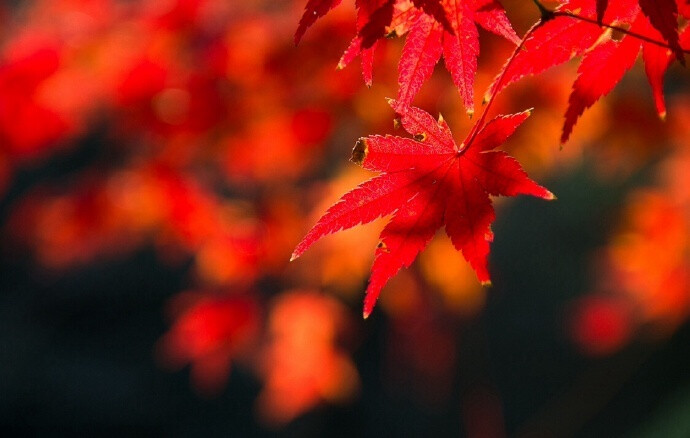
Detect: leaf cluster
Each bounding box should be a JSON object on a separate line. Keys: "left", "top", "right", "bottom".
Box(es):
{"left": 293, "top": 0, "right": 690, "bottom": 316}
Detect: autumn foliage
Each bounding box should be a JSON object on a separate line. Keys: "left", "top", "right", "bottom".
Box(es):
{"left": 293, "top": 0, "right": 690, "bottom": 317}
{"left": 1, "top": 0, "right": 690, "bottom": 432}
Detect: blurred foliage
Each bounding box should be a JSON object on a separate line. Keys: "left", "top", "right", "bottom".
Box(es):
{"left": 0, "top": 0, "right": 689, "bottom": 435}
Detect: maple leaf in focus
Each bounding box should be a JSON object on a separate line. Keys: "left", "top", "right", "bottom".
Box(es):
{"left": 297, "top": 0, "right": 520, "bottom": 114}
{"left": 291, "top": 101, "right": 554, "bottom": 317}
{"left": 488, "top": 0, "right": 690, "bottom": 143}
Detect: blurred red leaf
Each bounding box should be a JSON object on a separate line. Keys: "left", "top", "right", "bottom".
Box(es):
{"left": 569, "top": 296, "right": 633, "bottom": 356}
{"left": 0, "top": 45, "right": 70, "bottom": 157}
{"left": 158, "top": 292, "right": 260, "bottom": 396}
{"left": 257, "top": 291, "right": 359, "bottom": 426}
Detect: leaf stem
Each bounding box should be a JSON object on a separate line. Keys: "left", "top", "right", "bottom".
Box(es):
{"left": 466, "top": 22, "right": 542, "bottom": 146}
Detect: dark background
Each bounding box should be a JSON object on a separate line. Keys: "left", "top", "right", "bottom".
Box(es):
{"left": 2, "top": 145, "right": 689, "bottom": 437}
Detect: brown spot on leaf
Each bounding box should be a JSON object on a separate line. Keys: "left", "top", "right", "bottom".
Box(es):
{"left": 414, "top": 132, "right": 427, "bottom": 142}
{"left": 610, "top": 24, "right": 630, "bottom": 42}
{"left": 377, "top": 241, "right": 389, "bottom": 252}
{"left": 393, "top": 115, "right": 402, "bottom": 130}
{"left": 351, "top": 139, "right": 368, "bottom": 165}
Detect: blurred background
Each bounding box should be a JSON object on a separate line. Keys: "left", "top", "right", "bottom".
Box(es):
{"left": 1, "top": 0, "right": 690, "bottom": 436}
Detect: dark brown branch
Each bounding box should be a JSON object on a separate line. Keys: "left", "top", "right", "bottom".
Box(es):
{"left": 553, "top": 10, "right": 690, "bottom": 54}
{"left": 467, "top": 0, "right": 689, "bottom": 146}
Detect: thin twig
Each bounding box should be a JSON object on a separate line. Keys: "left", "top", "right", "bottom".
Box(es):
{"left": 554, "top": 10, "right": 690, "bottom": 54}
{"left": 466, "top": 0, "right": 689, "bottom": 147}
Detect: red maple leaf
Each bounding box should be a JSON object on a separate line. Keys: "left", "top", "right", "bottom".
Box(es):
{"left": 158, "top": 292, "right": 259, "bottom": 395}
{"left": 488, "top": 0, "right": 690, "bottom": 143}
{"left": 291, "top": 101, "right": 554, "bottom": 317}
{"left": 596, "top": 0, "right": 683, "bottom": 53}
{"left": 298, "top": 0, "right": 520, "bottom": 114}
{"left": 295, "top": 0, "right": 344, "bottom": 45}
